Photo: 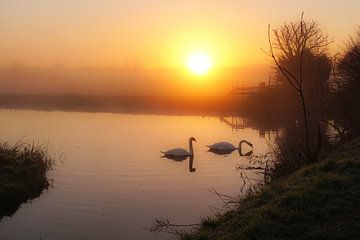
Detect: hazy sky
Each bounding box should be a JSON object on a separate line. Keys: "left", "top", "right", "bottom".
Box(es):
{"left": 1, "top": 0, "right": 359, "bottom": 68}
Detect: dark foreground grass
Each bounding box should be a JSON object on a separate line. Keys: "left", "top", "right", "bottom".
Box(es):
{"left": 182, "top": 140, "right": 360, "bottom": 240}
{"left": 0, "top": 142, "right": 53, "bottom": 218}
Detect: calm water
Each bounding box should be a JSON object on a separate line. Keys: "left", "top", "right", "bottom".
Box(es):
{"left": 0, "top": 109, "right": 270, "bottom": 240}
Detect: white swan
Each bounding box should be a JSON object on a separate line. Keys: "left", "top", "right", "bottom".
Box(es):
{"left": 161, "top": 137, "right": 196, "bottom": 158}
{"left": 207, "top": 140, "right": 253, "bottom": 151}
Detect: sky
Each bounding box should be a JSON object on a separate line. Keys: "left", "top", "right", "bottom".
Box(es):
{"left": 1, "top": 0, "right": 360, "bottom": 69}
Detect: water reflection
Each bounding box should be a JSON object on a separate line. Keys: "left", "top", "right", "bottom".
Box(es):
{"left": 208, "top": 148, "right": 253, "bottom": 157}
{"left": 188, "top": 156, "right": 196, "bottom": 173}
{"left": 208, "top": 148, "right": 236, "bottom": 155}
{"left": 161, "top": 154, "right": 188, "bottom": 161}
{"left": 161, "top": 155, "right": 196, "bottom": 173}
{"left": 241, "top": 149, "right": 253, "bottom": 157}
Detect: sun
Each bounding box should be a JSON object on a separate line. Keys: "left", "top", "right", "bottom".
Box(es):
{"left": 187, "top": 52, "right": 212, "bottom": 75}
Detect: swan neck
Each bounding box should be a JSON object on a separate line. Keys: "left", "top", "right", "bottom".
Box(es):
{"left": 238, "top": 140, "right": 253, "bottom": 151}
{"left": 189, "top": 139, "right": 194, "bottom": 154}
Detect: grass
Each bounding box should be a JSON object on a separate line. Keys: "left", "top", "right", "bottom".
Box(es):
{"left": 181, "top": 140, "right": 360, "bottom": 240}
{"left": 0, "top": 141, "right": 53, "bottom": 218}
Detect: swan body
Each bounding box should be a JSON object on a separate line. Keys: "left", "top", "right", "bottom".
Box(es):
{"left": 207, "top": 140, "right": 253, "bottom": 153}
{"left": 162, "top": 148, "right": 192, "bottom": 157}
{"left": 207, "top": 142, "right": 237, "bottom": 151}
{"left": 161, "top": 137, "right": 196, "bottom": 158}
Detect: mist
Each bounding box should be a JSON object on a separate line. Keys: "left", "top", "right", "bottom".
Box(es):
{"left": 0, "top": 63, "right": 270, "bottom": 97}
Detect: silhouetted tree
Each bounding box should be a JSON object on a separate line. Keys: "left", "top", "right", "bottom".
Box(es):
{"left": 268, "top": 13, "right": 332, "bottom": 161}
{"left": 337, "top": 28, "right": 360, "bottom": 95}
{"left": 336, "top": 28, "right": 360, "bottom": 136}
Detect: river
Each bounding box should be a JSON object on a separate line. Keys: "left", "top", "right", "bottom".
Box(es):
{"left": 0, "top": 109, "right": 271, "bottom": 240}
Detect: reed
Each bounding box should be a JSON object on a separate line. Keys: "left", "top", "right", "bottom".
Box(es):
{"left": 0, "top": 141, "right": 54, "bottom": 218}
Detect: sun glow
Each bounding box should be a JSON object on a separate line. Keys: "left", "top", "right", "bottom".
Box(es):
{"left": 187, "top": 52, "right": 212, "bottom": 75}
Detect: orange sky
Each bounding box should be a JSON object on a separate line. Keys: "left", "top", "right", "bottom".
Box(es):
{"left": 1, "top": 1, "right": 359, "bottom": 69}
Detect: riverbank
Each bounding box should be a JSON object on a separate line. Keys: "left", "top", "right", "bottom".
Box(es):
{"left": 0, "top": 142, "right": 53, "bottom": 218}
{"left": 0, "top": 93, "right": 237, "bottom": 115}
{"left": 182, "top": 140, "right": 360, "bottom": 239}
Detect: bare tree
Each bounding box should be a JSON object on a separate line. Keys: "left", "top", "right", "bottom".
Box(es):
{"left": 268, "top": 13, "right": 332, "bottom": 160}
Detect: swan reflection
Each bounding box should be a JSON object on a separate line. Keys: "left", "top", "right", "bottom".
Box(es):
{"left": 208, "top": 148, "right": 253, "bottom": 157}
{"left": 161, "top": 154, "right": 196, "bottom": 173}
{"left": 188, "top": 156, "right": 196, "bottom": 173}
{"left": 208, "top": 148, "right": 236, "bottom": 155}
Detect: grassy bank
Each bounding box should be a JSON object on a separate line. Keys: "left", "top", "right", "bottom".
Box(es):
{"left": 182, "top": 140, "right": 360, "bottom": 240}
{"left": 0, "top": 142, "right": 53, "bottom": 218}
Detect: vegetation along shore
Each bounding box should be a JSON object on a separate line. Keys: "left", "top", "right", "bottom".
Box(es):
{"left": 180, "top": 139, "right": 360, "bottom": 240}
{"left": 0, "top": 142, "right": 53, "bottom": 219}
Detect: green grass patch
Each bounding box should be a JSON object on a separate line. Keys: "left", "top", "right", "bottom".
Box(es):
{"left": 183, "top": 140, "right": 360, "bottom": 240}
{"left": 0, "top": 142, "right": 53, "bottom": 218}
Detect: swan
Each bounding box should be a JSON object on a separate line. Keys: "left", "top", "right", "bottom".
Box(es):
{"left": 161, "top": 137, "right": 196, "bottom": 158}
{"left": 207, "top": 140, "right": 253, "bottom": 153}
